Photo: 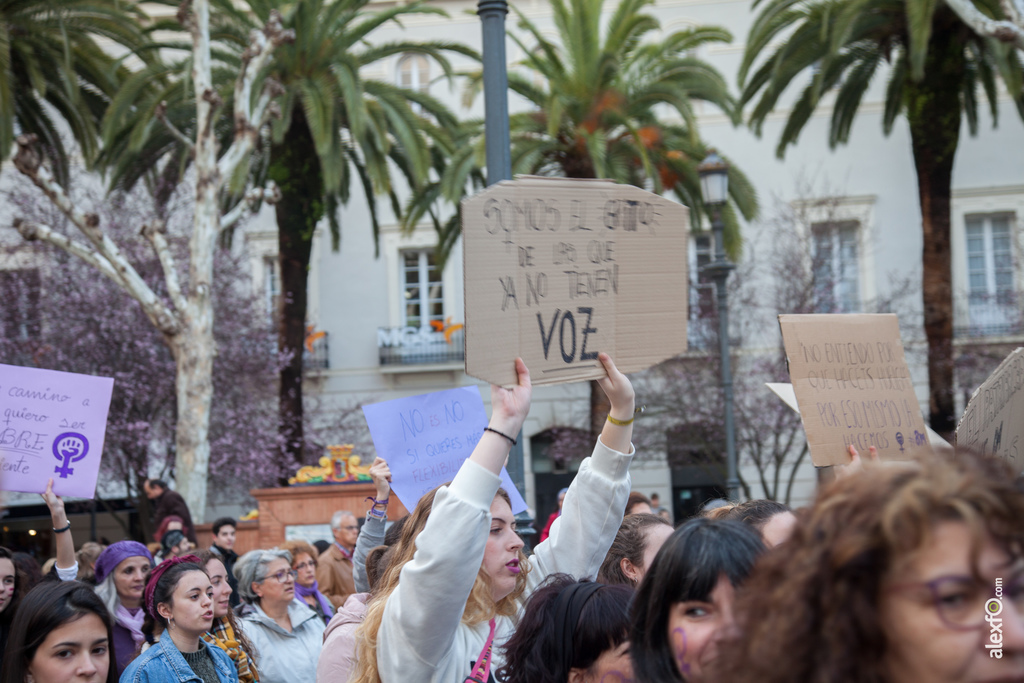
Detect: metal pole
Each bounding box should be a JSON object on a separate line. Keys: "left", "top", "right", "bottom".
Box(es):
{"left": 706, "top": 208, "right": 739, "bottom": 500}
{"left": 477, "top": 0, "right": 512, "bottom": 184}
{"left": 477, "top": 0, "right": 527, "bottom": 499}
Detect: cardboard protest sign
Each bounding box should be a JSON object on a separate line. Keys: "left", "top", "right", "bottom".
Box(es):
{"left": 0, "top": 364, "right": 114, "bottom": 497}
{"left": 462, "top": 176, "right": 689, "bottom": 387}
{"left": 778, "top": 314, "right": 930, "bottom": 467}
{"left": 766, "top": 382, "right": 952, "bottom": 452}
{"left": 956, "top": 347, "right": 1024, "bottom": 474}
{"left": 362, "top": 386, "right": 527, "bottom": 513}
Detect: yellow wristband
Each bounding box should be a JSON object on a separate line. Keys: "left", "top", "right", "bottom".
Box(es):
{"left": 606, "top": 414, "right": 634, "bottom": 426}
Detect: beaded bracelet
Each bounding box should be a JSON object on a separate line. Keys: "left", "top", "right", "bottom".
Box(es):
{"left": 483, "top": 427, "right": 517, "bottom": 446}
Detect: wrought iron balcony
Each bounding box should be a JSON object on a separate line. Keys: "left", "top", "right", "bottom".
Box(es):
{"left": 378, "top": 325, "right": 465, "bottom": 366}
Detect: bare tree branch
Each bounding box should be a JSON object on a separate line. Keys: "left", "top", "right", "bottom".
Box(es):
{"left": 946, "top": 0, "right": 1024, "bottom": 48}
{"left": 141, "top": 219, "right": 188, "bottom": 314}
{"left": 220, "top": 180, "right": 282, "bottom": 232}
{"left": 155, "top": 101, "right": 195, "bottom": 154}
{"left": 13, "top": 136, "right": 181, "bottom": 336}
{"left": 13, "top": 218, "right": 180, "bottom": 335}
{"left": 218, "top": 11, "right": 293, "bottom": 180}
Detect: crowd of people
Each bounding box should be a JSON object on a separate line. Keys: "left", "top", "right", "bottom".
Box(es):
{"left": 1, "top": 353, "right": 1023, "bottom": 683}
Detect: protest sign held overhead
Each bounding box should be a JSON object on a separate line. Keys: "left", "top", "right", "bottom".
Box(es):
{"left": 362, "top": 385, "right": 527, "bottom": 513}
{"left": 956, "top": 347, "right": 1024, "bottom": 474}
{"left": 462, "top": 176, "right": 689, "bottom": 387}
{"left": 779, "top": 314, "right": 930, "bottom": 467}
{"left": 0, "top": 364, "right": 115, "bottom": 497}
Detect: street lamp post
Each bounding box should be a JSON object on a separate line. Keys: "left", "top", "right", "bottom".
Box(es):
{"left": 477, "top": 0, "right": 526, "bottom": 498}
{"left": 697, "top": 151, "right": 740, "bottom": 501}
{"left": 477, "top": 0, "right": 512, "bottom": 185}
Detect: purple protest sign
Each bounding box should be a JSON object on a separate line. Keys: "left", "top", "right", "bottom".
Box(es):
{"left": 0, "top": 364, "right": 114, "bottom": 497}
{"left": 362, "top": 385, "right": 527, "bottom": 513}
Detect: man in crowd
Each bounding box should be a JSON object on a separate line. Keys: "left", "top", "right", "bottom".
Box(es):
{"left": 317, "top": 509, "right": 358, "bottom": 608}
{"left": 144, "top": 478, "right": 197, "bottom": 543}
{"left": 159, "top": 529, "right": 193, "bottom": 560}
{"left": 210, "top": 516, "right": 240, "bottom": 606}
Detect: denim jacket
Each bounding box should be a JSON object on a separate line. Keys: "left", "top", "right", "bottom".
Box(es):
{"left": 119, "top": 637, "right": 239, "bottom": 683}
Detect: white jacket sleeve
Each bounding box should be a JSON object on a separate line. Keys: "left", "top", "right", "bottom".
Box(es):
{"left": 529, "top": 436, "right": 633, "bottom": 586}
{"left": 377, "top": 459, "right": 500, "bottom": 677}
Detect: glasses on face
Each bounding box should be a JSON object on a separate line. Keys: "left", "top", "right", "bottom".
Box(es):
{"left": 889, "top": 570, "right": 1024, "bottom": 630}
{"left": 263, "top": 569, "right": 298, "bottom": 584}
{"left": 338, "top": 526, "right": 359, "bottom": 532}
{"left": 294, "top": 560, "right": 317, "bottom": 572}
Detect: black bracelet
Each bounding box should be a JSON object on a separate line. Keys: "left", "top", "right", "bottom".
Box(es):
{"left": 53, "top": 521, "right": 71, "bottom": 533}
{"left": 484, "top": 427, "right": 517, "bottom": 446}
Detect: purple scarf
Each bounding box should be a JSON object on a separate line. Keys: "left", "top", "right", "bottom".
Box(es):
{"left": 295, "top": 580, "right": 334, "bottom": 620}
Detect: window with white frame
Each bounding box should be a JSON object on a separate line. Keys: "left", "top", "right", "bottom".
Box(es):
{"left": 686, "top": 234, "right": 715, "bottom": 347}
{"left": 965, "top": 213, "right": 1016, "bottom": 334}
{"left": 263, "top": 256, "right": 280, "bottom": 322}
{"left": 812, "top": 220, "right": 860, "bottom": 313}
{"left": 397, "top": 54, "right": 430, "bottom": 115}
{"left": 402, "top": 249, "right": 443, "bottom": 329}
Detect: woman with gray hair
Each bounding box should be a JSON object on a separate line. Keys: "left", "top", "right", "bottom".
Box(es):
{"left": 234, "top": 548, "right": 325, "bottom": 683}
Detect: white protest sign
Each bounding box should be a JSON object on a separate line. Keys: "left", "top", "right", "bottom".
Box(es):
{"left": 0, "top": 364, "right": 114, "bottom": 497}
{"left": 956, "top": 347, "right": 1024, "bottom": 473}
{"left": 361, "top": 386, "right": 527, "bottom": 513}
{"left": 779, "top": 314, "right": 930, "bottom": 467}
{"left": 462, "top": 176, "right": 689, "bottom": 387}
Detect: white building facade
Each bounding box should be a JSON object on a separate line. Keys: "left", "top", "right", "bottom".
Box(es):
{"left": 240, "top": 0, "right": 1024, "bottom": 521}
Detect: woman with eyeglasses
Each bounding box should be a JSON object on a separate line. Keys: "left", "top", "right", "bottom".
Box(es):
{"left": 234, "top": 548, "right": 325, "bottom": 683}
{"left": 280, "top": 540, "right": 333, "bottom": 625}
{"left": 710, "top": 449, "right": 1024, "bottom": 683}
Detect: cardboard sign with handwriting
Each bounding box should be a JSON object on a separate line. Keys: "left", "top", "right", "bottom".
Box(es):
{"left": 779, "top": 314, "right": 930, "bottom": 466}
{"left": 462, "top": 177, "right": 689, "bottom": 387}
{"left": 956, "top": 347, "right": 1024, "bottom": 474}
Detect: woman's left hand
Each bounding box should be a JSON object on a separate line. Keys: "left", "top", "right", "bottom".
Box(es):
{"left": 596, "top": 353, "right": 635, "bottom": 417}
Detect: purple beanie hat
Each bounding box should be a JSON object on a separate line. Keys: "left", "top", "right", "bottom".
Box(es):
{"left": 94, "top": 540, "right": 153, "bottom": 584}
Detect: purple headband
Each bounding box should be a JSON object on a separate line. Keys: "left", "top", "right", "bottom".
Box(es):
{"left": 144, "top": 554, "right": 203, "bottom": 621}
{"left": 94, "top": 541, "right": 153, "bottom": 585}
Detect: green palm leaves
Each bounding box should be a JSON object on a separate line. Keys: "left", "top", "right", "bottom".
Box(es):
{"left": 426, "top": 0, "right": 757, "bottom": 264}
{"left": 738, "top": 0, "right": 1024, "bottom": 157}
{"left": 0, "top": 0, "right": 148, "bottom": 183}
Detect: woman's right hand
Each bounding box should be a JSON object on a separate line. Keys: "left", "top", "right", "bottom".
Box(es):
{"left": 488, "top": 357, "right": 532, "bottom": 437}
{"left": 835, "top": 444, "right": 879, "bottom": 480}
{"left": 369, "top": 457, "right": 392, "bottom": 499}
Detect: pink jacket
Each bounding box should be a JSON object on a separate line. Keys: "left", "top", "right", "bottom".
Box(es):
{"left": 316, "top": 592, "right": 369, "bottom": 683}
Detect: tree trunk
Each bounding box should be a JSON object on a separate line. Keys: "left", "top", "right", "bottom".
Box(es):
{"left": 905, "top": 12, "right": 965, "bottom": 438}
{"left": 270, "top": 109, "right": 325, "bottom": 470}
{"left": 169, "top": 320, "right": 214, "bottom": 523}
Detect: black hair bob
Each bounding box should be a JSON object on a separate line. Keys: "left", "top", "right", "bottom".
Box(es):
{"left": 630, "top": 517, "right": 765, "bottom": 683}
{"left": 498, "top": 574, "right": 633, "bottom": 683}
{"left": 1, "top": 580, "right": 117, "bottom": 683}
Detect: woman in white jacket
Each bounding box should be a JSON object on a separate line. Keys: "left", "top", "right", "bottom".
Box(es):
{"left": 234, "top": 548, "right": 325, "bottom": 683}
{"left": 352, "top": 353, "right": 635, "bottom": 683}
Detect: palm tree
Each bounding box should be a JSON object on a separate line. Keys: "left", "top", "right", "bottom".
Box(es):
{"left": 414, "top": 0, "right": 757, "bottom": 263}
{"left": 103, "top": 0, "right": 474, "bottom": 466}
{"left": 739, "top": 0, "right": 1024, "bottom": 436}
{"left": 413, "top": 0, "right": 758, "bottom": 438}
{"left": 0, "top": 0, "right": 147, "bottom": 183}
